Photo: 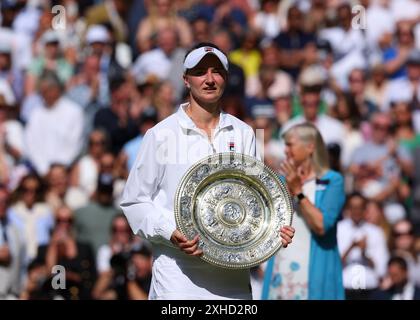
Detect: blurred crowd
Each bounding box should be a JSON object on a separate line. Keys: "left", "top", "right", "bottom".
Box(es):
{"left": 0, "top": 0, "right": 419, "bottom": 300}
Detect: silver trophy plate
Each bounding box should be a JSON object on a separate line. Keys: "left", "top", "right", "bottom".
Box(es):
{"left": 174, "top": 153, "right": 293, "bottom": 269}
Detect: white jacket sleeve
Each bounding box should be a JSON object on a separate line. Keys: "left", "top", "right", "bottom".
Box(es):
{"left": 120, "top": 129, "right": 176, "bottom": 243}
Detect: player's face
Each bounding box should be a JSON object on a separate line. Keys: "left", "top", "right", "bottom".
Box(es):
{"left": 184, "top": 54, "right": 227, "bottom": 105}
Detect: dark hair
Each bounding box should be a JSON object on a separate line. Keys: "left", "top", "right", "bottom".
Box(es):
{"left": 388, "top": 256, "right": 408, "bottom": 271}
{"left": 345, "top": 191, "right": 367, "bottom": 209}
{"left": 39, "top": 70, "right": 64, "bottom": 91}
{"left": 109, "top": 75, "right": 126, "bottom": 93}
{"left": 11, "top": 173, "right": 46, "bottom": 204}
{"left": 183, "top": 42, "right": 224, "bottom": 62}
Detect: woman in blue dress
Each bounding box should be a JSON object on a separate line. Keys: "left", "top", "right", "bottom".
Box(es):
{"left": 262, "top": 122, "right": 345, "bottom": 300}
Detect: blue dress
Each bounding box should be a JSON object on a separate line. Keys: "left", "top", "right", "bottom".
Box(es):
{"left": 261, "top": 170, "right": 345, "bottom": 300}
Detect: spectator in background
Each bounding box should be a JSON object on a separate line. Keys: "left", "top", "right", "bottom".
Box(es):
{"left": 345, "top": 68, "right": 377, "bottom": 121}
{"left": 25, "top": 30, "right": 74, "bottom": 96}
{"left": 383, "top": 21, "right": 415, "bottom": 80}
{"left": 0, "top": 0, "right": 33, "bottom": 71}
{"left": 0, "top": 184, "right": 25, "bottom": 299}
{"left": 67, "top": 53, "right": 110, "bottom": 136}
{"left": 253, "top": 112, "right": 283, "bottom": 173}
{"left": 364, "top": 199, "right": 392, "bottom": 244}
{"left": 191, "top": 16, "right": 211, "bottom": 44}
{"left": 263, "top": 123, "right": 345, "bottom": 300}
{"left": 364, "top": 64, "right": 391, "bottom": 112}
{"left": 391, "top": 100, "right": 420, "bottom": 154}
{"left": 371, "top": 256, "right": 420, "bottom": 300}
{"left": 349, "top": 113, "right": 412, "bottom": 212}
{"left": 7, "top": 174, "right": 53, "bottom": 263}
{"left": 93, "top": 77, "right": 138, "bottom": 155}
{"left": 70, "top": 129, "right": 110, "bottom": 198}
{"left": 0, "top": 42, "right": 24, "bottom": 103}
{"left": 246, "top": 43, "right": 293, "bottom": 100}
{"left": 126, "top": 241, "right": 152, "bottom": 300}
{"left": 151, "top": 81, "right": 176, "bottom": 121}
{"left": 120, "top": 108, "right": 158, "bottom": 173}
{"left": 135, "top": 0, "right": 192, "bottom": 53}
{"left": 85, "top": 0, "right": 133, "bottom": 43}
{"left": 97, "top": 152, "right": 126, "bottom": 208}
{"left": 0, "top": 94, "right": 24, "bottom": 187}
{"left": 24, "top": 71, "right": 84, "bottom": 176}
{"left": 45, "top": 163, "right": 88, "bottom": 212}
{"left": 244, "top": 65, "right": 277, "bottom": 118}
{"left": 74, "top": 176, "right": 119, "bottom": 255}
{"left": 274, "top": 5, "right": 316, "bottom": 80}
{"left": 281, "top": 80, "right": 346, "bottom": 152}
{"left": 92, "top": 214, "right": 133, "bottom": 300}
{"left": 389, "top": 219, "right": 420, "bottom": 286}
{"left": 250, "top": 0, "right": 282, "bottom": 40}
{"left": 385, "top": 48, "right": 420, "bottom": 112}
{"left": 330, "top": 95, "right": 364, "bottom": 169}
{"left": 338, "top": 192, "right": 389, "bottom": 300}
{"left": 35, "top": 206, "right": 97, "bottom": 299}
{"left": 131, "top": 28, "right": 186, "bottom": 104}
{"left": 229, "top": 30, "right": 261, "bottom": 80}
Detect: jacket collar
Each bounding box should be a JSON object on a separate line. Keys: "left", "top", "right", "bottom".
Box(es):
{"left": 176, "top": 103, "right": 233, "bottom": 133}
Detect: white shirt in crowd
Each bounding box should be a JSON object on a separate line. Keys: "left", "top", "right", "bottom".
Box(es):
{"left": 337, "top": 219, "right": 389, "bottom": 290}
{"left": 24, "top": 97, "right": 84, "bottom": 176}
{"left": 281, "top": 114, "right": 346, "bottom": 149}
{"left": 120, "top": 103, "right": 257, "bottom": 299}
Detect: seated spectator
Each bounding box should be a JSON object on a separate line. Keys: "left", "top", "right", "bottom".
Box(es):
{"left": 349, "top": 113, "right": 412, "bottom": 205}
{"left": 45, "top": 163, "right": 89, "bottom": 212}
{"left": 338, "top": 192, "right": 389, "bottom": 300}
{"left": 371, "top": 256, "right": 420, "bottom": 300}
{"left": 0, "top": 184, "right": 25, "bottom": 299}
{"left": 85, "top": 0, "right": 132, "bottom": 43}
{"left": 135, "top": 0, "right": 192, "bottom": 53}
{"left": 246, "top": 43, "right": 293, "bottom": 100}
{"left": 74, "top": 176, "right": 119, "bottom": 255}
{"left": 120, "top": 108, "right": 158, "bottom": 173}
{"left": 131, "top": 28, "right": 186, "bottom": 104}
{"left": 126, "top": 241, "right": 152, "bottom": 300}
{"left": 229, "top": 30, "right": 262, "bottom": 79}
{"left": 7, "top": 174, "right": 53, "bottom": 263}
{"left": 66, "top": 53, "right": 110, "bottom": 136}
{"left": 389, "top": 219, "right": 420, "bottom": 286}
{"left": 364, "top": 200, "right": 392, "bottom": 244}
{"left": 93, "top": 78, "right": 138, "bottom": 155}
{"left": 93, "top": 214, "right": 134, "bottom": 300}
{"left": 281, "top": 83, "right": 346, "bottom": 152}
{"left": 35, "top": 206, "right": 97, "bottom": 299}
{"left": 0, "top": 42, "right": 24, "bottom": 103}
{"left": 25, "top": 30, "right": 74, "bottom": 96}
{"left": 24, "top": 71, "right": 84, "bottom": 176}
{"left": 274, "top": 5, "right": 316, "bottom": 80}
{"left": 70, "top": 129, "right": 110, "bottom": 198}
{"left": 382, "top": 21, "right": 415, "bottom": 80}
{"left": 0, "top": 94, "right": 24, "bottom": 187}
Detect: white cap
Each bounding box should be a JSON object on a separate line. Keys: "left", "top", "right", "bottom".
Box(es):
{"left": 41, "top": 30, "right": 60, "bottom": 45}
{"left": 86, "top": 25, "right": 110, "bottom": 44}
{"left": 183, "top": 46, "right": 228, "bottom": 72}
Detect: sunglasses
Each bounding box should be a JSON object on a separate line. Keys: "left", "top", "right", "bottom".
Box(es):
{"left": 56, "top": 217, "right": 74, "bottom": 224}
{"left": 22, "top": 186, "right": 39, "bottom": 193}
{"left": 89, "top": 139, "right": 105, "bottom": 146}
{"left": 393, "top": 229, "right": 414, "bottom": 237}
{"left": 112, "top": 226, "right": 131, "bottom": 233}
{"left": 372, "top": 123, "right": 390, "bottom": 131}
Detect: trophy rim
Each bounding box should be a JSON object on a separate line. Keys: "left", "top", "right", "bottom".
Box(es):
{"left": 174, "top": 152, "right": 294, "bottom": 269}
